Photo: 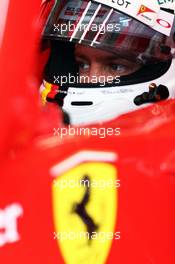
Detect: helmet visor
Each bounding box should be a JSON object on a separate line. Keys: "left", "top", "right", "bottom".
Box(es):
{"left": 43, "top": 0, "right": 175, "bottom": 64}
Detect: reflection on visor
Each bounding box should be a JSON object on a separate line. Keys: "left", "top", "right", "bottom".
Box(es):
{"left": 43, "top": 0, "right": 175, "bottom": 63}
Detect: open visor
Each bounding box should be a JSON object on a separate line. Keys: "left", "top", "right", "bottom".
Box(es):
{"left": 43, "top": 0, "right": 175, "bottom": 64}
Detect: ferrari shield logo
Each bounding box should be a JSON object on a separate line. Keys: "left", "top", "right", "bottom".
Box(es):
{"left": 52, "top": 160, "right": 118, "bottom": 264}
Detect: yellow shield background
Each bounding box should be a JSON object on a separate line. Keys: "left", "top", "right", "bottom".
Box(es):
{"left": 52, "top": 162, "right": 118, "bottom": 264}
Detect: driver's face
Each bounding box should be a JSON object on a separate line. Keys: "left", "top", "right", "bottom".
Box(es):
{"left": 75, "top": 44, "right": 141, "bottom": 83}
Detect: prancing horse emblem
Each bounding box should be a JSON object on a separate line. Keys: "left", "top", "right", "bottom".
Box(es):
{"left": 73, "top": 175, "right": 99, "bottom": 243}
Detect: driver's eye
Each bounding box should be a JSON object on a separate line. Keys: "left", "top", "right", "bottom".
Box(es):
{"left": 109, "top": 64, "right": 127, "bottom": 73}
{"left": 77, "top": 61, "right": 90, "bottom": 71}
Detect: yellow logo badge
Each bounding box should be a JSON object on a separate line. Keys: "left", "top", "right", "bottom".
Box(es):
{"left": 52, "top": 161, "right": 118, "bottom": 264}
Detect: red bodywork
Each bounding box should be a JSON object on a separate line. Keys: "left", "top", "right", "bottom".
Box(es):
{"left": 0, "top": 0, "right": 174, "bottom": 263}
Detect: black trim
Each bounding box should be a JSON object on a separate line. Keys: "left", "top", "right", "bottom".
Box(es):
{"left": 71, "top": 101, "right": 93, "bottom": 106}
{"left": 160, "top": 7, "right": 174, "bottom": 14}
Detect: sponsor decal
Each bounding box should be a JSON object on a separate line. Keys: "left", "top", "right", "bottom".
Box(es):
{"left": 154, "top": 8, "right": 174, "bottom": 35}
{"left": 157, "top": 0, "right": 175, "bottom": 11}
{"left": 111, "top": 0, "right": 131, "bottom": 8}
{"left": 0, "top": 203, "right": 23, "bottom": 247}
{"left": 94, "top": 0, "right": 132, "bottom": 10}
{"left": 137, "top": 4, "right": 157, "bottom": 25}
{"left": 137, "top": 5, "right": 156, "bottom": 16}
{"left": 93, "top": 0, "right": 174, "bottom": 35}
{"left": 52, "top": 161, "right": 118, "bottom": 264}
{"left": 156, "top": 18, "right": 171, "bottom": 28}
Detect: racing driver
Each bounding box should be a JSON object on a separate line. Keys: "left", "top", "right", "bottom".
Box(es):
{"left": 40, "top": 0, "right": 175, "bottom": 125}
